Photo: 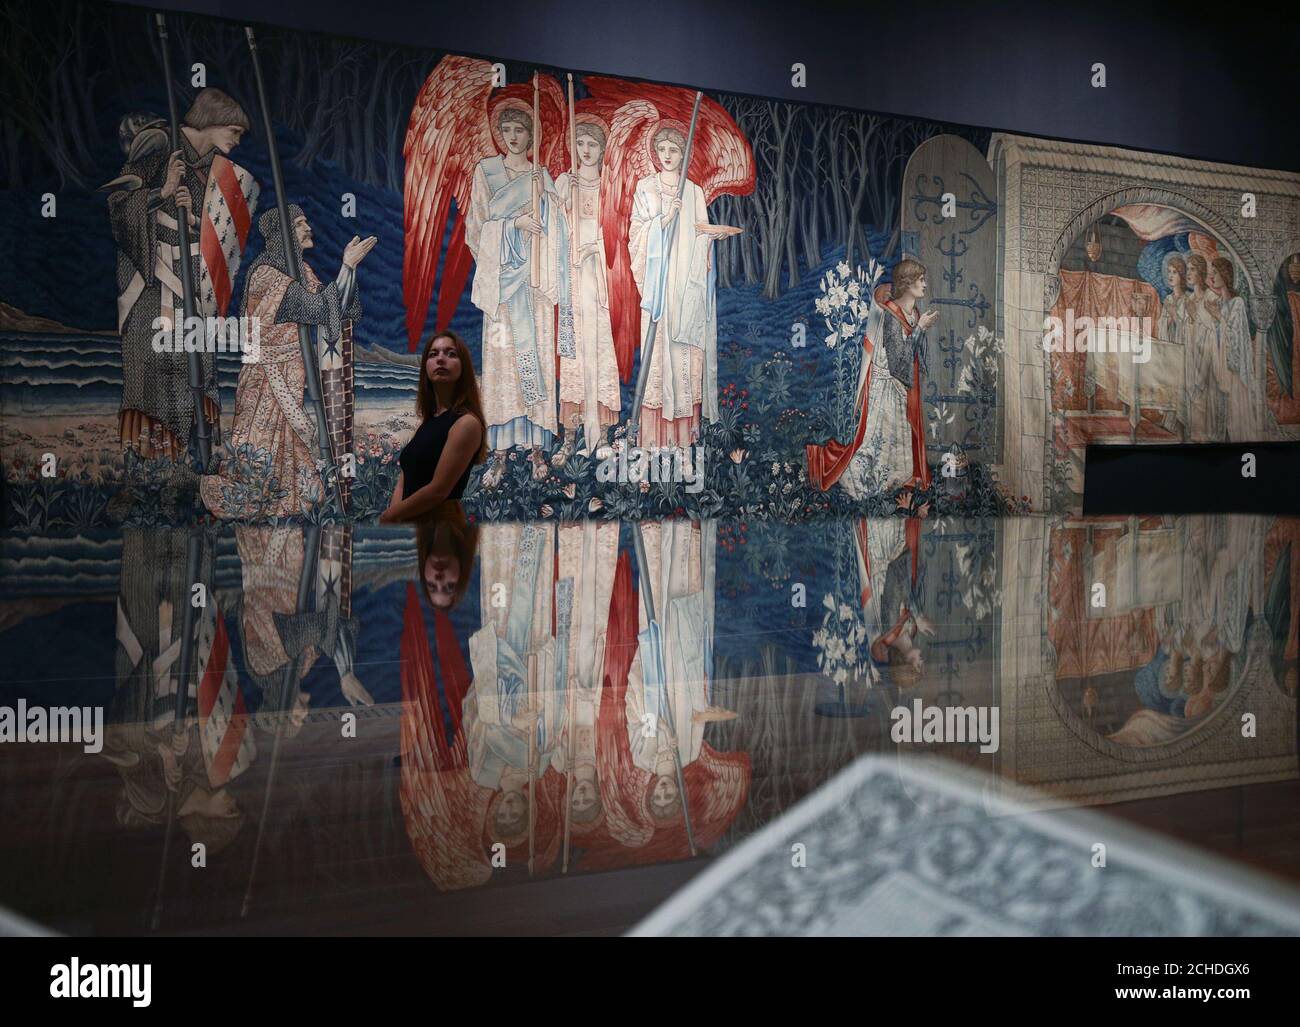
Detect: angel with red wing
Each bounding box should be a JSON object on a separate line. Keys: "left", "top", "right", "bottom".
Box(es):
{"left": 400, "top": 514, "right": 567, "bottom": 890}
{"left": 582, "top": 78, "right": 754, "bottom": 448}
{"left": 562, "top": 520, "right": 750, "bottom": 871}
{"left": 404, "top": 57, "right": 572, "bottom": 488}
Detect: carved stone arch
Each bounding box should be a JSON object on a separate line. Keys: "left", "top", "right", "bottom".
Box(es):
{"left": 1045, "top": 186, "right": 1271, "bottom": 330}
{"left": 1268, "top": 237, "right": 1300, "bottom": 280}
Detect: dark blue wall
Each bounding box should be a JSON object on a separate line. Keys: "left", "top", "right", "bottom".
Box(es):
{"left": 142, "top": 0, "right": 1300, "bottom": 172}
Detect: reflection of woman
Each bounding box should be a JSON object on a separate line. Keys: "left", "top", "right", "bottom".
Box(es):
{"left": 553, "top": 116, "right": 620, "bottom": 463}
{"left": 382, "top": 330, "right": 486, "bottom": 523}
{"left": 399, "top": 519, "right": 566, "bottom": 888}
{"left": 414, "top": 502, "right": 479, "bottom": 610}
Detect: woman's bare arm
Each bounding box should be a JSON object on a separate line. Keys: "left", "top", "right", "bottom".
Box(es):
{"left": 379, "top": 417, "right": 482, "bottom": 523}
{"left": 386, "top": 470, "right": 404, "bottom": 513}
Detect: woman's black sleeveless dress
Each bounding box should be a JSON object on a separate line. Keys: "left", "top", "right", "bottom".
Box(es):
{"left": 398, "top": 409, "right": 475, "bottom": 500}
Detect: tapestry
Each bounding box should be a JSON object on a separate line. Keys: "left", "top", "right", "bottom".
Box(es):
{"left": 3, "top": 0, "right": 1300, "bottom": 527}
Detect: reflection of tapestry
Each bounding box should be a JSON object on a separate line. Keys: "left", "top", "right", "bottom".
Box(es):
{"left": 1264, "top": 519, "right": 1300, "bottom": 662}
{"left": 1049, "top": 526, "right": 1157, "bottom": 681}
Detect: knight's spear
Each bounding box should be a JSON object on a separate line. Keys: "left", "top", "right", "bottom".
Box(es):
{"left": 150, "top": 528, "right": 205, "bottom": 930}
{"left": 631, "top": 522, "right": 695, "bottom": 856}
{"left": 244, "top": 27, "right": 342, "bottom": 512}
{"left": 155, "top": 14, "right": 214, "bottom": 471}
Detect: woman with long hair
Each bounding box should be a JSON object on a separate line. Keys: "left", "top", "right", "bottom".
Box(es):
{"left": 380, "top": 329, "right": 487, "bottom": 523}
{"left": 414, "top": 502, "right": 479, "bottom": 611}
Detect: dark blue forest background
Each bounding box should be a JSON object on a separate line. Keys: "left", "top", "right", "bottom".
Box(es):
{"left": 1, "top": 0, "right": 1012, "bottom": 749}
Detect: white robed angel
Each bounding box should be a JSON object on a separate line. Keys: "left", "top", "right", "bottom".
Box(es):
{"left": 403, "top": 58, "right": 571, "bottom": 488}
{"left": 574, "top": 77, "right": 754, "bottom": 450}
{"left": 402, "top": 61, "right": 755, "bottom": 490}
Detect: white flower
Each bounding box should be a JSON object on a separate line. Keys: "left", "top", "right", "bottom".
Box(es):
{"left": 840, "top": 322, "right": 855, "bottom": 338}
{"left": 827, "top": 285, "right": 848, "bottom": 307}
{"left": 771, "top": 461, "right": 780, "bottom": 475}
{"left": 825, "top": 332, "right": 839, "bottom": 349}
{"left": 823, "top": 593, "right": 836, "bottom": 611}
{"left": 837, "top": 260, "right": 850, "bottom": 277}
{"left": 847, "top": 279, "right": 861, "bottom": 298}
{"left": 814, "top": 297, "right": 830, "bottom": 317}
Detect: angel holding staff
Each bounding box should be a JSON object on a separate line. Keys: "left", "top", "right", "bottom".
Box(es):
{"left": 404, "top": 64, "right": 753, "bottom": 481}
{"left": 404, "top": 59, "right": 570, "bottom": 490}
{"left": 629, "top": 118, "right": 717, "bottom": 449}
{"left": 577, "top": 78, "right": 752, "bottom": 454}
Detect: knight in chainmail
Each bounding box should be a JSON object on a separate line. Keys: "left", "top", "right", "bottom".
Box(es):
{"left": 102, "top": 91, "right": 251, "bottom": 465}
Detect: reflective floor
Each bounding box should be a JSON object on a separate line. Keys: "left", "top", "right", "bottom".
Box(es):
{"left": 0, "top": 512, "right": 1297, "bottom": 935}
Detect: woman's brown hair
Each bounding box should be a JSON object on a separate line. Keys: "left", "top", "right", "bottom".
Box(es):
{"left": 416, "top": 329, "right": 488, "bottom": 464}
{"left": 415, "top": 502, "right": 479, "bottom": 611}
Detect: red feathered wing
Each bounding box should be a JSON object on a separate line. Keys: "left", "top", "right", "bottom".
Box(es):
{"left": 403, "top": 56, "right": 496, "bottom": 351}
{"left": 403, "top": 59, "right": 570, "bottom": 351}
{"left": 581, "top": 76, "right": 756, "bottom": 382}
{"left": 398, "top": 580, "right": 495, "bottom": 891}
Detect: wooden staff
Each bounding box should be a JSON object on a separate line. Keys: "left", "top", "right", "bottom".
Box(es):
{"left": 530, "top": 73, "right": 541, "bottom": 289}
{"left": 561, "top": 669, "right": 576, "bottom": 872}
{"left": 245, "top": 27, "right": 341, "bottom": 511}
{"left": 568, "top": 75, "right": 579, "bottom": 271}
{"left": 154, "top": 14, "right": 212, "bottom": 471}
{"left": 564, "top": 74, "right": 580, "bottom": 445}
{"left": 526, "top": 650, "right": 538, "bottom": 876}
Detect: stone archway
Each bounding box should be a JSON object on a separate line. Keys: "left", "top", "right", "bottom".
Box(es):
{"left": 1045, "top": 186, "right": 1272, "bottom": 332}
{"left": 991, "top": 132, "right": 1300, "bottom": 510}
